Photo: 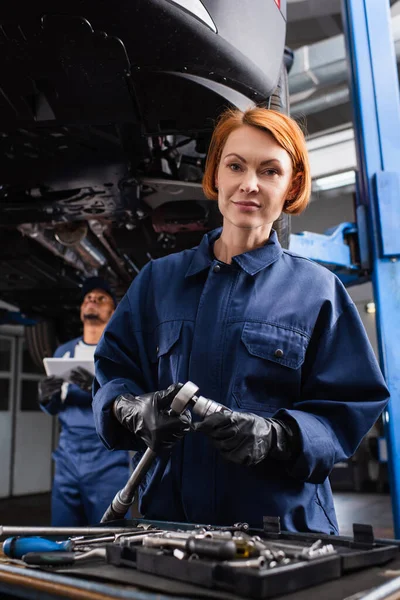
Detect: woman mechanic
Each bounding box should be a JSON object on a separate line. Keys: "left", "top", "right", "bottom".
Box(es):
{"left": 92, "top": 107, "right": 389, "bottom": 533}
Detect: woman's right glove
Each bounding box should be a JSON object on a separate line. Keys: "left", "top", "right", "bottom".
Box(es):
{"left": 113, "top": 384, "right": 192, "bottom": 453}
{"left": 195, "top": 408, "right": 301, "bottom": 467}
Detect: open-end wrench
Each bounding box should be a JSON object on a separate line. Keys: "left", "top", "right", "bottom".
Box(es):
{"left": 22, "top": 548, "right": 107, "bottom": 566}
{"left": 72, "top": 528, "right": 164, "bottom": 547}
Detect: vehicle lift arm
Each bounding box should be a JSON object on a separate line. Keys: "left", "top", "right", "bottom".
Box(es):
{"left": 290, "top": 0, "right": 400, "bottom": 537}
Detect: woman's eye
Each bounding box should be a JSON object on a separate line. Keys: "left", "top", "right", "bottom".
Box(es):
{"left": 228, "top": 163, "right": 242, "bottom": 172}
{"left": 263, "top": 168, "right": 278, "bottom": 176}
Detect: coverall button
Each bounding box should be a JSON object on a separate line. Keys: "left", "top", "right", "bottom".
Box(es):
{"left": 274, "top": 348, "right": 284, "bottom": 358}
{"left": 156, "top": 346, "right": 159, "bottom": 353}
{"left": 213, "top": 264, "right": 221, "bottom": 273}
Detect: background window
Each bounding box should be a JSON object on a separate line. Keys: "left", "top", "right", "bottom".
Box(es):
{"left": 22, "top": 341, "right": 45, "bottom": 375}
{"left": 20, "top": 380, "right": 41, "bottom": 411}
{"left": 0, "top": 378, "right": 10, "bottom": 410}
{"left": 0, "top": 338, "right": 11, "bottom": 371}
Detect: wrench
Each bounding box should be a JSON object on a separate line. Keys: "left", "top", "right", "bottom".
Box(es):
{"left": 101, "top": 381, "right": 225, "bottom": 523}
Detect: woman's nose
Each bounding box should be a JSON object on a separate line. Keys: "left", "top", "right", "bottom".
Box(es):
{"left": 240, "top": 172, "right": 259, "bottom": 193}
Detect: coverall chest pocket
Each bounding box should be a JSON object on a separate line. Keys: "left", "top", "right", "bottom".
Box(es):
{"left": 149, "top": 321, "right": 183, "bottom": 389}
{"left": 232, "top": 322, "right": 308, "bottom": 414}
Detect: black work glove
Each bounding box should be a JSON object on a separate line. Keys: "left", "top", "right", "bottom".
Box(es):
{"left": 113, "top": 384, "right": 192, "bottom": 453}
{"left": 69, "top": 367, "right": 94, "bottom": 393}
{"left": 38, "top": 376, "right": 63, "bottom": 405}
{"left": 195, "top": 409, "right": 300, "bottom": 467}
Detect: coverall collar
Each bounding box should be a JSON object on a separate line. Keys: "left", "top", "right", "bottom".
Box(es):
{"left": 185, "top": 227, "right": 283, "bottom": 277}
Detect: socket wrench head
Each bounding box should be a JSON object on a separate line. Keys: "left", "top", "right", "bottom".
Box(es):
{"left": 169, "top": 381, "right": 228, "bottom": 420}
{"left": 170, "top": 381, "right": 199, "bottom": 414}
{"left": 192, "top": 395, "right": 225, "bottom": 419}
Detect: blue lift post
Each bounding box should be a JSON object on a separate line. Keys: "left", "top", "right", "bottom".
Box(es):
{"left": 341, "top": 0, "right": 400, "bottom": 537}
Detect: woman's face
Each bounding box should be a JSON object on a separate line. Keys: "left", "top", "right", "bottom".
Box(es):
{"left": 215, "top": 125, "right": 294, "bottom": 233}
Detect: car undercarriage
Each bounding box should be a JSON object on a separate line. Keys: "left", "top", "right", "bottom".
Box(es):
{"left": 0, "top": 0, "right": 290, "bottom": 359}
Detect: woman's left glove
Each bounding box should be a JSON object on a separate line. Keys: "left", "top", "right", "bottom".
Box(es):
{"left": 113, "top": 384, "right": 192, "bottom": 453}
{"left": 69, "top": 367, "right": 93, "bottom": 393}
{"left": 195, "top": 409, "right": 300, "bottom": 466}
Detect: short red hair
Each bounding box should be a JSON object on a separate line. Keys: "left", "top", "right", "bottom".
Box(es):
{"left": 202, "top": 107, "right": 311, "bottom": 215}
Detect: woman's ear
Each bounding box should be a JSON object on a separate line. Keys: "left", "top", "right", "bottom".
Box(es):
{"left": 215, "top": 176, "right": 219, "bottom": 191}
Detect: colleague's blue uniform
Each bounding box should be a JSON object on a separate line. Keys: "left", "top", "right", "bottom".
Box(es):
{"left": 93, "top": 228, "right": 389, "bottom": 533}
{"left": 41, "top": 337, "right": 130, "bottom": 526}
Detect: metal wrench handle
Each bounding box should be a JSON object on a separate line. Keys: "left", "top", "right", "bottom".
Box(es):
{"left": 101, "top": 448, "right": 157, "bottom": 523}
{"left": 0, "top": 526, "right": 137, "bottom": 537}
{"left": 101, "top": 381, "right": 198, "bottom": 523}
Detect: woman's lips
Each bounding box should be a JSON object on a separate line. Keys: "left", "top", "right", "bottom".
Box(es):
{"left": 233, "top": 201, "right": 260, "bottom": 211}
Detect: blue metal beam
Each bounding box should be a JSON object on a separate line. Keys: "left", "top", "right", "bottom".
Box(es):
{"left": 341, "top": 0, "right": 400, "bottom": 536}
{"left": 289, "top": 222, "right": 358, "bottom": 270}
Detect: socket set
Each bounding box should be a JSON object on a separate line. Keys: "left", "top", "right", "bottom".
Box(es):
{"left": 119, "top": 520, "right": 400, "bottom": 599}
{"left": 3, "top": 519, "right": 399, "bottom": 599}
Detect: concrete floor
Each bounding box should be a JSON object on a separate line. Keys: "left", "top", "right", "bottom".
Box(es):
{"left": 0, "top": 492, "right": 395, "bottom": 538}
{"left": 333, "top": 492, "right": 394, "bottom": 538}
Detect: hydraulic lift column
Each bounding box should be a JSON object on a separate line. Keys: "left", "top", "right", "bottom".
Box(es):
{"left": 342, "top": 0, "right": 400, "bottom": 536}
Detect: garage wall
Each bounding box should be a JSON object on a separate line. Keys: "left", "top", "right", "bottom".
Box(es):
{"left": 12, "top": 336, "right": 55, "bottom": 495}
{"left": 0, "top": 331, "right": 17, "bottom": 498}
{"left": 0, "top": 321, "right": 55, "bottom": 498}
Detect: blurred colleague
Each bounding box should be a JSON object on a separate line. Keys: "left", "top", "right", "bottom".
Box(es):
{"left": 38, "top": 277, "right": 130, "bottom": 526}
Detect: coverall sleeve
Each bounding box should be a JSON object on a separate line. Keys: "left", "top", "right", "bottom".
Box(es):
{"left": 92, "top": 265, "right": 153, "bottom": 451}
{"left": 277, "top": 302, "right": 390, "bottom": 484}
{"left": 39, "top": 393, "right": 62, "bottom": 415}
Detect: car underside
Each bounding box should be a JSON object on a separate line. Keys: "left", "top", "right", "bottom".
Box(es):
{"left": 0, "top": 0, "right": 290, "bottom": 359}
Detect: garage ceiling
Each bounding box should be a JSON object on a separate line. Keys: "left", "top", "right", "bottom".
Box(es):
{"left": 287, "top": 0, "right": 400, "bottom": 137}
{"left": 287, "top": 0, "right": 343, "bottom": 50}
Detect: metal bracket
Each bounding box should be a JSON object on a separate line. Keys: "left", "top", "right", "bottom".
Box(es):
{"left": 289, "top": 222, "right": 359, "bottom": 270}
{"left": 289, "top": 222, "right": 364, "bottom": 286}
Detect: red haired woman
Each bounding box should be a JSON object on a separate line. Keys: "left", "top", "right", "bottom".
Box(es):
{"left": 93, "top": 107, "right": 389, "bottom": 533}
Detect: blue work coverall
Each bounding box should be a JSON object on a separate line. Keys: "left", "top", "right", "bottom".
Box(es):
{"left": 40, "top": 337, "right": 130, "bottom": 526}
{"left": 93, "top": 228, "right": 389, "bottom": 533}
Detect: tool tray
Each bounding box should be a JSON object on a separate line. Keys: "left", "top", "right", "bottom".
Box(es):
{"left": 18, "top": 519, "right": 398, "bottom": 600}
{"left": 128, "top": 521, "right": 399, "bottom": 600}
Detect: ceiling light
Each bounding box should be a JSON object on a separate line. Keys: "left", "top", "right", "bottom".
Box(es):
{"left": 314, "top": 170, "right": 356, "bottom": 191}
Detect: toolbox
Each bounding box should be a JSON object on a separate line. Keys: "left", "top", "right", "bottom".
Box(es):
{"left": 126, "top": 519, "right": 399, "bottom": 599}
{"left": 3, "top": 519, "right": 399, "bottom": 600}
